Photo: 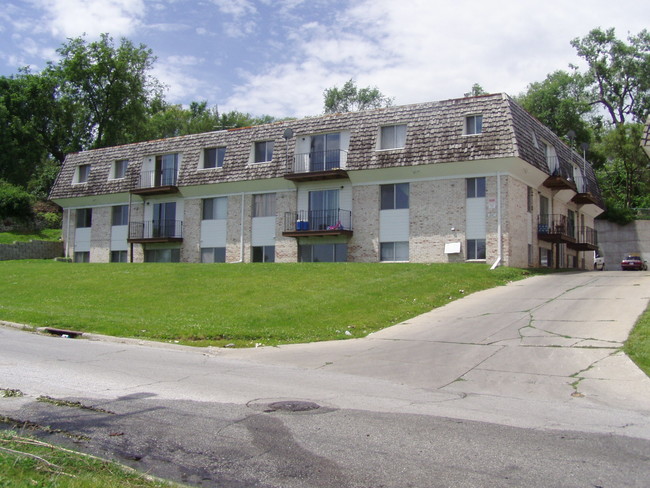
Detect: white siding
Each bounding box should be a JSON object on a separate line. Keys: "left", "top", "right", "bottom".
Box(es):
{"left": 380, "top": 209, "right": 409, "bottom": 242}
{"left": 110, "top": 225, "right": 128, "bottom": 251}
{"left": 200, "top": 220, "right": 227, "bottom": 247}
{"left": 466, "top": 197, "right": 486, "bottom": 239}
{"left": 252, "top": 216, "right": 275, "bottom": 246}
{"left": 74, "top": 227, "right": 91, "bottom": 252}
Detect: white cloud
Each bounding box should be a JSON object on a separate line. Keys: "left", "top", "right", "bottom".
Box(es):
{"left": 152, "top": 55, "right": 219, "bottom": 105}
{"left": 37, "top": 0, "right": 146, "bottom": 38}
{"left": 210, "top": 0, "right": 257, "bottom": 17}
{"left": 223, "top": 0, "right": 650, "bottom": 117}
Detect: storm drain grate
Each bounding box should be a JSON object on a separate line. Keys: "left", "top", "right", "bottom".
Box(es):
{"left": 264, "top": 400, "right": 321, "bottom": 413}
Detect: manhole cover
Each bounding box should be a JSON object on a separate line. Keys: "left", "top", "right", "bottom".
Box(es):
{"left": 265, "top": 400, "right": 320, "bottom": 413}
{"left": 247, "top": 398, "right": 335, "bottom": 415}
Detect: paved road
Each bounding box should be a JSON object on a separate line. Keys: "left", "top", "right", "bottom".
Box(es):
{"left": 1, "top": 271, "right": 650, "bottom": 487}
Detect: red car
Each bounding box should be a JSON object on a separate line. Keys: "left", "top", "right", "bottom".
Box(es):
{"left": 620, "top": 255, "right": 648, "bottom": 271}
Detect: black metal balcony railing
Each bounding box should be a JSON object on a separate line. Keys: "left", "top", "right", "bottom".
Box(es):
{"left": 537, "top": 214, "right": 575, "bottom": 239}
{"left": 136, "top": 168, "right": 178, "bottom": 189}
{"left": 576, "top": 226, "right": 598, "bottom": 247}
{"left": 129, "top": 220, "right": 183, "bottom": 240}
{"left": 284, "top": 209, "right": 352, "bottom": 233}
{"left": 289, "top": 150, "right": 346, "bottom": 173}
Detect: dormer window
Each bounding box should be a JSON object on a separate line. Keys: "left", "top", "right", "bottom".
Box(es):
{"left": 380, "top": 124, "right": 407, "bottom": 149}
{"left": 254, "top": 141, "right": 274, "bottom": 163}
{"left": 542, "top": 142, "right": 558, "bottom": 174}
{"left": 111, "top": 159, "right": 128, "bottom": 179}
{"left": 203, "top": 147, "right": 226, "bottom": 169}
{"left": 74, "top": 164, "right": 91, "bottom": 184}
{"left": 465, "top": 115, "right": 483, "bottom": 135}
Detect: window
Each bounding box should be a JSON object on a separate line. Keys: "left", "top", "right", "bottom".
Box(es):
{"left": 155, "top": 154, "right": 179, "bottom": 186}
{"left": 540, "top": 247, "right": 553, "bottom": 267}
{"left": 465, "top": 115, "right": 483, "bottom": 135}
{"left": 254, "top": 141, "right": 274, "bottom": 163}
{"left": 466, "top": 178, "right": 486, "bottom": 198}
{"left": 543, "top": 142, "right": 558, "bottom": 174}
{"left": 144, "top": 248, "right": 180, "bottom": 263}
{"left": 466, "top": 239, "right": 486, "bottom": 260}
{"left": 310, "top": 133, "right": 341, "bottom": 170}
{"left": 380, "top": 183, "right": 409, "bottom": 210}
{"left": 112, "top": 160, "right": 128, "bottom": 179}
{"left": 202, "top": 197, "right": 227, "bottom": 220}
{"left": 380, "top": 242, "right": 409, "bottom": 262}
{"left": 380, "top": 125, "right": 407, "bottom": 149}
{"left": 253, "top": 193, "right": 276, "bottom": 217}
{"left": 75, "top": 164, "right": 91, "bottom": 184}
{"left": 201, "top": 247, "right": 226, "bottom": 263}
{"left": 527, "top": 187, "right": 534, "bottom": 213}
{"left": 112, "top": 205, "right": 128, "bottom": 226}
{"left": 203, "top": 147, "right": 226, "bottom": 169}
{"left": 299, "top": 244, "right": 347, "bottom": 262}
{"left": 74, "top": 251, "right": 90, "bottom": 263}
{"left": 252, "top": 246, "right": 275, "bottom": 262}
{"left": 76, "top": 208, "right": 92, "bottom": 228}
{"left": 111, "top": 250, "right": 127, "bottom": 263}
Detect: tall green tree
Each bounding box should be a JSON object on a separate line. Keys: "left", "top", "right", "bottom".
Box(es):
{"left": 54, "top": 33, "right": 162, "bottom": 149}
{"left": 516, "top": 70, "right": 595, "bottom": 148}
{"left": 571, "top": 27, "right": 650, "bottom": 125}
{"left": 144, "top": 100, "right": 276, "bottom": 140}
{"left": 595, "top": 123, "right": 650, "bottom": 210}
{"left": 323, "top": 79, "right": 393, "bottom": 113}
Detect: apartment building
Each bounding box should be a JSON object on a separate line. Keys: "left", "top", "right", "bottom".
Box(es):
{"left": 49, "top": 93, "right": 605, "bottom": 267}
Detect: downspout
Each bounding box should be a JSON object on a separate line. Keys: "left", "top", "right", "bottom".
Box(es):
{"left": 128, "top": 192, "right": 133, "bottom": 263}
{"left": 65, "top": 208, "right": 71, "bottom": 259}
{"left": 239, "top": 192, "right": 245, "bottom": 263}
{"left": 490, "top": 172, "right": 502, "bottom": 270}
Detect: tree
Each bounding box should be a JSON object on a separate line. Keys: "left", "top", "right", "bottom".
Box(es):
{"left": 594, "top": 123, "right": 650, "bottom": 209}
{"left": 464, "top": 83, "right": 487, "bottom": 97}
{"left": 54, "top": 33, "right": 162, "bottom": 149}
{"left": 144, "top": 101, "right": 276, "bottom": 140}
{"left": 571, "top": 27, "right": 650, "bottom": 126}
{"left": 516, "top": 70, "right": 595, "bottom": 149}
{"left": 323, "top": 79, "right": 393, "bottom": 113}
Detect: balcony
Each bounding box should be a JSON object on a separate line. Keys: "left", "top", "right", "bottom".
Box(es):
{"left": 570, "top": 175, "right": 598, "bottom": 205}
{"left": 543, "top": 156, "right": 577, "bottom": 191}
{"left": 567, "top": 226, "right": 598, "bottom": 251}
{"left": 283, "top": 150, "right": 348, "bottom": 182}
{"left": 282, "top": 209, "right": 353, "bottom": 237}
{"left": 537, "top": 214, "right": 577, "bottom": 244}
{"left": 128, "top": 220, "right": 183, "bottom": 243}
{"left": 131, "top": 169, "right": 179, "bottom": 195}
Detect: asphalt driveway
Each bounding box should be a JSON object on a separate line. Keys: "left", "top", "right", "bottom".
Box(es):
{"left": 216, "top": 271, "right": 650, "bottom": 434}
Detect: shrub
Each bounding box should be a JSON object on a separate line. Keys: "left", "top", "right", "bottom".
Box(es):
{"left": 0, "top": 180, "right": 34, "bottom": 222}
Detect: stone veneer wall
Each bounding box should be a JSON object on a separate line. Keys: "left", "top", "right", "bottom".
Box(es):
{"left": 0, "top": 240, "right": 64, "bottom": 261}
{"left": 129, "top": 202, "right": 145, "bottom": 263}
{"left": 275, "top": 190, "right": 298, "bottom": 263}
{"left": 90, "top": 206, "right": 111, "bottom": 263}
{"left": 410, "top": 178, "right": 466, "bottom": 263}
{"left": 348, "top": 185, "right": 379, "bottom": 262}
{"left": 182, "top": 199, "right": 201, "bottom": 263}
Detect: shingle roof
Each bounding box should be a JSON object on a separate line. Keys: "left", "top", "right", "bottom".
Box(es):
{"left": 49, "top": 93, "right": 602, "bottom": 206}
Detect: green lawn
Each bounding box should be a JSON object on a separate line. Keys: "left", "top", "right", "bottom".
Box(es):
{"left": 0, "top": 429, "right": 180, "bottom": 488}
{"left": 625, "top": 304, "right": 650, "bottom": 377}
{"left": 0, "top": 261, "right": 533, "bottom": 347}
{"left": 0, "top": 229, "right": 61, "bottom": 244}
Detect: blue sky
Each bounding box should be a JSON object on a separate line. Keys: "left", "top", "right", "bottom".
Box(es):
{"left": 1, "top": 0, "right": 649, "bottom": 118}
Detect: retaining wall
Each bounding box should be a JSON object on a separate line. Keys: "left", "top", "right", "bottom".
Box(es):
{"left": 594, "top": 220, "right": 650, "bottom": 266}
{"left": 0, "top": 240, "right": 64, "bottom": 261}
